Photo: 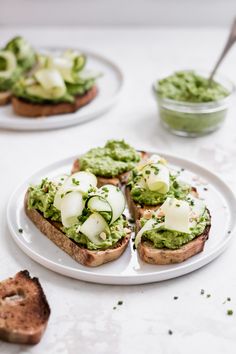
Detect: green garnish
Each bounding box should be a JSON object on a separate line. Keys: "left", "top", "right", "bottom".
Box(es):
{"left": 227, "top": 309, "right": 233, "bottom": 316}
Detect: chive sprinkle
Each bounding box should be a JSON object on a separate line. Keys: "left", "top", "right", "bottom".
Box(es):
{"left": 18, "top": 228, "right": 23, "bottom": 233}
{"left": 227, "top": 309, "right": 233, "bottom": 316}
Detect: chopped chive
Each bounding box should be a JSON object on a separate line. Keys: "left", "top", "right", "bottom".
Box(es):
{"left": 168, "top": 330, "right": 173, "bottom": 335}
{"left": 200, "top": 289, "right": 205, "bottom": 295}
{"left": 173, "top": 296, "right": 178, "bottom": 300}
{"left": 18, "top": 228, "right": 23, "bottom": 233}
{"left": 227, "top": 309, "right": 233, "bottom": 316}
{"left": 118, "top": 301, "right": 123, "bottom": 306}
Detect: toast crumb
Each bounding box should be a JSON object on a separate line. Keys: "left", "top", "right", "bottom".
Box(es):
{"left": 0, "top": 91, "right": 12, "bottom": 106}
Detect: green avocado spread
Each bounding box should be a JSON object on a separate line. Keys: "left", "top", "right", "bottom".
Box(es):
{"left": 129, "top": 174, "right": 190, "bottom": 206}
{"left": 141, "top": 209, "right": 210, "bottom": 250}
{"left": 28, "top": 179, "right": 61, "bottom": 221}
{"left": 157, "top": 71, "right": 229, "bottom": 103}
{"left": 0, "top": 36, "right": 36, "bottom": 92}
{"left": 65, "top": 216, "right": 127, "bottom": 250}
{"left": 79, "top": 140, "right": 140, "bottom": 177}
{"left": 28, "top": 178, "right": 127, "bottom": 250}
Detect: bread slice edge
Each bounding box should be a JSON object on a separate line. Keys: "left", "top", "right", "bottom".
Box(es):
{"left": 24, "top": 191, "right": 130, "bottom": 267}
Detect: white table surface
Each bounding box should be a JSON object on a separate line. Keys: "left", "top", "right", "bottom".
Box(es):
{"left": 1, "top": 26, "right": 236, "bottom": 354}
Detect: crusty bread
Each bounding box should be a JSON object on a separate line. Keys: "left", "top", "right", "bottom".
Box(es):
{"left": 126, "top": 186, "right": 199, "bottom": 220}
{"left": 12, "top": 85, "right": 98, "bottom": 117}
{"left": 0, "top": 91, "right": 12, "bottom": 106}
{"left": 136, "top": 220, "right": 211, "bottom": 265}
{"left": 71, "top": 151, "right": 149, "bottom": 188}
{"left": 0, "top": 270, "right": 50, "bottom": 345}
{"left": 24, "top": 192, "right": 131, "bottom": 267}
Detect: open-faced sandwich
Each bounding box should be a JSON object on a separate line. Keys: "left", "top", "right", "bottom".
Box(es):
{"left": 72, "top": 140, "right": 148, "bottom": 187}
{"left": 12, "top": 49, "right": 100, "bottom": 117}
{"left": 126, "top": 154, "right": 193, "bottom": 220}
{"left": 0, "top": 36, "right": 36, "bottom": 106}
{"left": 25, "top": 171, "right": 131, "bottom": 266}
{"left": 134, "top": 195, "right": 211, "bottom": 264}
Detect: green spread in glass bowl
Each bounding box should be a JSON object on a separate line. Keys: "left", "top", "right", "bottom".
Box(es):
{"left": 153, "top": 70, "right": 234, "bottom": 137}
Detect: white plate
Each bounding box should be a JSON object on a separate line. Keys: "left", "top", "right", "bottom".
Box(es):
{"left": 7, "top": 153, "right": 236, "bottom": 285}
{"left": 0, "top": 47, "right": 123, "bottom": 131}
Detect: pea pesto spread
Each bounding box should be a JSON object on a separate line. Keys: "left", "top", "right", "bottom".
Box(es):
{"left": 141, "top": 209, "right": 210, "bottom": 250}
{"left": 28, "top": 178, "right": 127, "bottom": 251}
{"left": 79, "top": 140, "right": 140, "bottom": 177}
{"left": 129, "top": 173, "right": 190, "bottom": 206}
{"left": 157, "top": 71, "right": 229, "bottom": 103}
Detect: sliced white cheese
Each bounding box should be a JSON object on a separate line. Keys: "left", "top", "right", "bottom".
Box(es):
{"left": 35, "top": 68, "right": 66, "bottom": 98}
{"left": 136, "top": 176, "right": 147, "bottom": 189}
{"left": 87, "top": 196, "right": 112, "bottom": 212}
{"left": 135, "top": 218, "right": 164, "bottom": 248}
{"left": 54, "top": 171, "right": 97, "bottom": 211}
{"left": 101, "top": 185, "right": 125, "bottom": 224}
{"left": 187, "top": 194, "right": 206, "bottom": 218}
{"left": 80, "top": 212, "right": 109, "bottom": 245}
{"left": 48, "top": 57, "right": 74, "bottom": 83}
{"left": 161, "top": 197, "right": 190, "bottom": 234}
{"left": 144, "top": 164, "right": 170, "bottom": 194}
{"left": 61, "top": 191, "right": 85, "bottom": 227}
{"left": 63, "top": 171, "right": 97, "bottom": 193}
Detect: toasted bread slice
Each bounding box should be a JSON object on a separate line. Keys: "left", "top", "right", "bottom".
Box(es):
{"left": 0, "top": 270, "right": 50, "bottom": 345}
{"left": 24, "top": 192, "right": 131, "bottom": 267}
{"left": 0, "top": 91, "right": 12, "bottom": 106}
{"left": 71, "top": 151, "right": 149, "bottom": 188}
{"left": 136, "top": 219, "right": 211, "bottom": 264}
{"left": 126, "top": 186, "right": 198, "bottom": 220}
{"left": 12, "top": 86, "right": 98, "bottom": 118}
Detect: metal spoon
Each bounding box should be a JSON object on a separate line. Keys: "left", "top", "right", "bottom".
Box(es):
{"left": 209, "top": 18, "right": 236, "bottom": 83}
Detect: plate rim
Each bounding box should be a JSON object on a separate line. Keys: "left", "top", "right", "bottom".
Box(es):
{"left": 0, "top": 46, "right": 124, "bottom": 131}
{"left": 7, "top": 151, "right": 236, "bottom": 284}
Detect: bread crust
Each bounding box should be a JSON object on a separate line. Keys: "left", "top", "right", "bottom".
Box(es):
{"left": 0, "top": 91, "right": 12, "bottom": 106}
{"left": 0, "top": 270, "right": 50, "bottom": 345}
{"left": 135, "top": 213, "right": 211, "bottom": 264}
{"left": 24, "top": 192, "right": 130, "bottom": 267}
{"left": 71, "top": 151, "right": 149, "bottom": 188}
{"left": 12, "top": 85, "right": 98, "bottom": 117}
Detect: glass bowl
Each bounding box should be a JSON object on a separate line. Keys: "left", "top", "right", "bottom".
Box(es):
{"left": 153, "top": 71, "right": 235, "bottom": 137}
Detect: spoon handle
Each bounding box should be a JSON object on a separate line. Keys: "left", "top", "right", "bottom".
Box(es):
{"left": 209, "top": 18, "right": 236, "bottom": 82}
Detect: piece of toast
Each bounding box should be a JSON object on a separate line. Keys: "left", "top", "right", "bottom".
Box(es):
{"left": 12, "top": 85, "right": 98, "bottom": 118}
{"left": 0, "top": 270, "right": 50, "bottom": 345}
{"left": 71, "top": 151, "right": 149, "bottom": 188}
{"left": 136, "top": 218, "right": 211, "bottom": 264}
{"left": 0, "top": 91, "right": 12, "bottom": 106}
{"left": 126, "top": 186, "right": 199, "bottom": 220}
{"left": 24, "top": 191, "right": 131, "bottom": 267}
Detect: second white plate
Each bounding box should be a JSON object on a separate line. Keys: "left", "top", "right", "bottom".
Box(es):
{"left": 7, "top": 153, "right": 236, "bottom": 284}
{"left": 0, "top": 47, "right": 123, "bottom": 131}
